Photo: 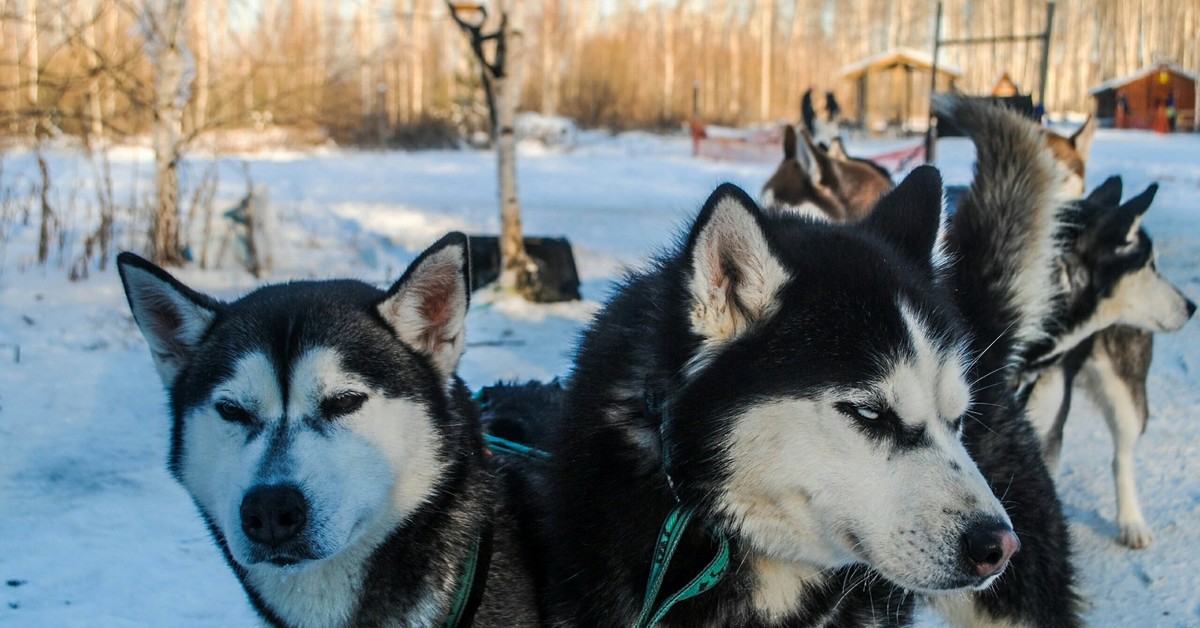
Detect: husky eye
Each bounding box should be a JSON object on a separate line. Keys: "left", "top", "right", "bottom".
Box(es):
{"left": 215, "top": 400, "right": 253, "bottom": 425}
{"left": 835, "top": 401, "right": 883, "bottom": 421}
{"left": 322, "top": 392, "right": 367, "bottom": 418}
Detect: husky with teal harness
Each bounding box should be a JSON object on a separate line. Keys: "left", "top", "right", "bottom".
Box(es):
{"left": 119, "top": 234, "right": 541, "bottom": 627}
{"left": 491, "top": 101, "right": 1081, "bottom": 626}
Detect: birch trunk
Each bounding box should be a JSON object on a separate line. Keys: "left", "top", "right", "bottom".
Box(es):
{"left": 495, "top": 1, "right": 532, "bottom": 294}
{"left": 149, "top": 0, "right": 189, "bottom": 266}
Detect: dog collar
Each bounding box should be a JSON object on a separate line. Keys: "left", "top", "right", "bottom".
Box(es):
{"left": 440, "top": 516, "right": 495, "bottom": 627}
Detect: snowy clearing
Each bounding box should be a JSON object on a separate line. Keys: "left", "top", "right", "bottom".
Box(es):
{"left": 1, "top": 129, "right": 1197, "bottom": 626}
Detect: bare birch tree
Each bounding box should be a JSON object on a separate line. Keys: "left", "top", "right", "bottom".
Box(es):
{"left": 143, "top": 0, "right": 190, "bottom": 265}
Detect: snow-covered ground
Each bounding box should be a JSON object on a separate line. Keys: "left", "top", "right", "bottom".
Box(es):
{"left": 0, "top": 128, "right": 1197, "bottom": 626}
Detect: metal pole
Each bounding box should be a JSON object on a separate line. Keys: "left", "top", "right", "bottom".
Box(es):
{"left": 1037, "top": 3, "right": 1056, "bottom": 113}
{"left": 925, "top": 1, "right": 943, "bottom": 164}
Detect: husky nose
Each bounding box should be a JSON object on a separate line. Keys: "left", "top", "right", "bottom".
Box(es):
{"left": 1186, "top": 299, "right": 1196, "bottom": 319}
{"left": 963, "top": 521, "right": 1020, "bottom": 578}
{"left": 241, "top": 485, "right": 308, "bottom": 548}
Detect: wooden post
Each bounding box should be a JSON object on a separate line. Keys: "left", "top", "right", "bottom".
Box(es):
{"left": 925, "top": 1, "right": 942, "bottom": 164}
{"left": 1037, "top": 3, "right": 1056, "bottom": 112}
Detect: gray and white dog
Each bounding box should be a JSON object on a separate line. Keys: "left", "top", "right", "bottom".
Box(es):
{"left": 1021, "top": 177, "right": 1195, "bottom": 548}
{"left": 119, "top": 233, "right": 540, "bottom": 627}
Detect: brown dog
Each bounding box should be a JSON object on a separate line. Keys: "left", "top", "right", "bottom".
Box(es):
{"left": 760, "top": 126, "right": 894, "bottom": 222}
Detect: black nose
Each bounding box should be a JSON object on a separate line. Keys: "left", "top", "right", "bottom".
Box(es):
{"left": 1186, "top": 299, "right": 1196, "bottom": 319}
{"left": 962, "top": 520, "right": 1020, "bottom": 578}
{"left": 241, "top": 485, "right": 308, "bottom": 548}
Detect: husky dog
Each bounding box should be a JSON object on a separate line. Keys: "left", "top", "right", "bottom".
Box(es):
{"left": 518, "top": 100, "right": 1079, "bottom": 626}
{"left": 1021, "top": 177, "right": 1195, "bottom": 548}
{"left": 1042, "top": 116, "right": 1096, "bottom": 198}
{"left": 760, "top": 125, "right": 894, "bottom": 222}
{"left": 118, "top": 234, "right": 539, "bottom": 627}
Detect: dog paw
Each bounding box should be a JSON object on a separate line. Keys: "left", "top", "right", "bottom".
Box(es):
{"left": 1117, "top": 519, "right": 1154, "bottom": 549}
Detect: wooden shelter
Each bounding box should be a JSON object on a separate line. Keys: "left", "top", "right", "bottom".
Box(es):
{"left": 1089, "top": 63, "right": 1197, "bottom": 131}
{"left": 839, "top": 48, "right": 962, "bottom": 134}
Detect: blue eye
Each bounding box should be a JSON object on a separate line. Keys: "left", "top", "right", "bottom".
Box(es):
{"left": 854, "top": 406, "right": 880, "bottom": 420}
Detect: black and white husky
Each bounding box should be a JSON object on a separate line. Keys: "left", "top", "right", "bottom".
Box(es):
{"left": 507, "top": 101, "right": 1079, "bottom": 626}
{"left": 1021, "top": 176, "right": 1196, "bottom": 548}
{"left": 118, "top": 234, "right": 540, "bottom": 627}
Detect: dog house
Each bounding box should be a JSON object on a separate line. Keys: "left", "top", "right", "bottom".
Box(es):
{"left": 1090, "top": 63, "right": 1197, "bottom": 131}
{"left": 839, "top": 48, "right": 962, "bottom": 134}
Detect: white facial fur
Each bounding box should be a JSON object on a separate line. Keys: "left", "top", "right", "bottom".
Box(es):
{"left": 1047, "top": 255, "right": 1193, "bottom": 360}
{"left": 179, "top": 348, "right": 447, "bottom": 625}
{"left": 716, "top": 303, "right": 1010, "bottom": 596}
{"left": 1108, "top": 259, "right": 1193, "bottom": 332}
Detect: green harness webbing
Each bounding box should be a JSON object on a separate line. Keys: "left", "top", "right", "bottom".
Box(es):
{"left": 632, "top": 506, "right": 731, "bottom": 628}
{"left": 474, "top": 387, "right": 731, "bottom": 627}
{"left": 440, "top": 534, "right": 482, "bottom": 628}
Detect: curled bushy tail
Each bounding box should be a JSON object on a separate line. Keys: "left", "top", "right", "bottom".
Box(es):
{"left": 940, "top": 98, "right": 1073, "bottom": 379}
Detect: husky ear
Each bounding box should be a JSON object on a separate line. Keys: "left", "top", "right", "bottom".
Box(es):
{"left": 377, "top": 232, "right": 471, "bottom": 381}
{"left": 1112, "top": 183, "right": 1157, "bottom": 245}
{"left": 1085, "top": 176, "right": 1122, "bottom": 207}
{"left": 796, "top": 128, "right": 825, "bottom": 184}
{"left": 685, "top": 184, "right": 790, "bottom": 343}
{"left": 827, "top": 137, "right": 850, "bottom": 161}
{"left": 782, "top": 125, "right": 797, "bottom": 160}
{"left": 860, "top": 165, "right": 943, "bottom": 273}
{"left": 1070, "top": 116, "right": 1097, "bottom": 161}
{"left": 117, "top": 252, "right": 221, "bottom": 387}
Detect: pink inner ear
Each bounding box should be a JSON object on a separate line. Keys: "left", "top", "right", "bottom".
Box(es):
{"left": 145, "top": 297, "right": 188, "bottom": 354}
{"left": 416, "top": 274, "right": 458, "bottom": 345}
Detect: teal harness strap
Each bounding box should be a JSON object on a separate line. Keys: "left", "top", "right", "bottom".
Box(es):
{"left": 632, "top": 506, "right": 732, "bottom": 628}
{"left": 440, "top": 534, "right": 481, "bottom": 628}
{"left": 483, "top": 433, "right": 551, "bottom": 460}
{"left": 473, "top": 387, "right": 731, "bottom": 627}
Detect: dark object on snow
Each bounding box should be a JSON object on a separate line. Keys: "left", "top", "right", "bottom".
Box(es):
{"left": 934, "top": 95, "right": 1036, "bottom": 137}
{"left": 468, "top": 235, "right": 581, "bottom": 302}
{"left": 478, "top": 379, "right": 563, "bottom": 451}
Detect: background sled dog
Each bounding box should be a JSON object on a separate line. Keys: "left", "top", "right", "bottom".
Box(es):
{"left": 118, "top": 234, "right": 539, "bottom": 627}
{"left": 760, "top": 125, "right": 894, "bottom": 222}
{"left": 1021, "top": 177, "right": 1195, "bottom": 549}
{"left": 515, "top": 101, "right": 1078, "bottom": 626}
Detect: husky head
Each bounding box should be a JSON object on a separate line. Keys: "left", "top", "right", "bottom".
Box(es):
{"left": 1043, "top": 116, "right": 1096, "bottom": 197}
{"left": 118, "top": 234, "right": 472, "bottom": 574}
{"left": 667, "top": 170, "right": 1018, "bottom": 595}
{"left": 1058, "top": 179, "right": 1196, "bottom": 340}
{"left": 760, "top": 126, "right": 894, "bottom": 222}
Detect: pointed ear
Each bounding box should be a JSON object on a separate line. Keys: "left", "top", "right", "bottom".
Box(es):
{"left": 827, "top": 137, "right": 850, "bottom": 161}
{"left": 685, "top": 184, "right": 790, "bottom": 343}
{"left": 859, "top": 166, "right": 943, "bottom": 274}
{"left": 796, "top": 128, "right": 825, "bottom": 184}
{"left": 117, "top": 252, "right": 221, "bottom": 387}
{"left": 1070, "top": 116, "right": 1097, "bottom": 161}
{"left": 1085, "top": 175, "right": 1122, "bottom": 207}
{"left": 1112, "top": 183, "right": 1157, "bottom": 244}
{"left": 782, "top": 125, "right": 797, "bottom": 160}
{"left": 377, "top": 232, "right": 471, "bottom": 381}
